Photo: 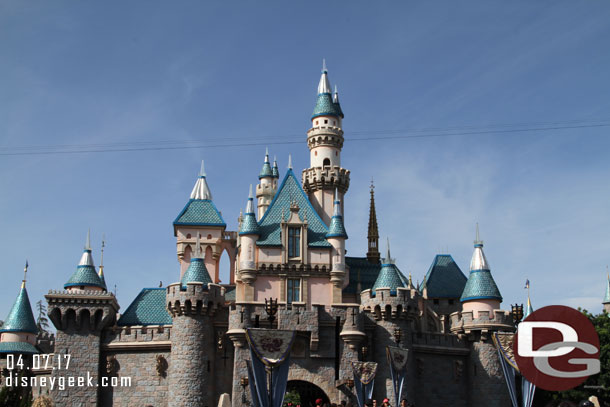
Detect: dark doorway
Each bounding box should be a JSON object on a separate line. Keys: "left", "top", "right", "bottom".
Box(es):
{"left": 286, "top": 380, "right": 329, "bottom": 407}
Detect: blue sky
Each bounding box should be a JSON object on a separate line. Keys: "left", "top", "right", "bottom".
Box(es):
{"left": 1, "top": 1, "right": 610, "bottom": 321}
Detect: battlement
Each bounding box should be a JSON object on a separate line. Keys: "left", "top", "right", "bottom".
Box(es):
{"left": 46, "top": 289, "right": 120, "bottom": 331}
{"left": 306, "top": 126, "right": 344, "bottom": 149}
{"left": 302, "top": 166, "right": 350, "bottom": 194}
{"left": 360, "top": 287, "right": 420, "bottom": 320}
{"left": 103, "top": 325, "right": 172, "bottom": 349}
{"left": 449, "top": 309, "right": 515, "bottom": 336}
{"left": 256, "top": 183, "right": 275, "bottom": 195}
{"left": 166, "top": 282, "right": 225, "bottom": 317}
{"left": 37, "top": 332, "right": 55, "bottom": 354}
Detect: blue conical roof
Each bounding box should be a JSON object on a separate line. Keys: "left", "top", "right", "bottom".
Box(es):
{"left": 239, "top": 188, "right": 260, "bottom": 236}
{"left": 326, "top": 194, "right": 347, "bottom": 239}
{"left": 524, "top": 297, "right": 534, "bottom": 318}
{"left": 371, "top": 241, "right": 407, "bottom": 295}
{"left": 259, "top": 162, "right": 273, "bottom": 179}
{"left": 460, "top": 241, "right": 502, "bottom": 303}
{"left": 312, "top": 93, "right": 342, "bottom": 119}
{"left": 64, "top": 249, "right": 105, "bottom": 289}
{"left": 181, "top": 258, "right": 213, "bottom": 290}
{"left": 603, "top": 276, "right": 610, "bottom": 304}
{"left": 99, "top": 269, "right": 107, "bottom": 291}
{"left": 272, "top": 158, "right": 279, "bottom": 178}
{"left": 0, "top": 286, "right": 38, "bottom": 334}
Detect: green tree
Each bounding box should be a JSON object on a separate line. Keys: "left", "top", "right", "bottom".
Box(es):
{"left": 36, "top": 300, "right": 49, "bottom": 334}
{"left": 284, "top": 390, "right": 301, "bottom": 407}
{"left": 536, "top": 309, "right": 610, "bottom": 406}
{"left": 0, "top": 370, "right": 33, "bottom": 407}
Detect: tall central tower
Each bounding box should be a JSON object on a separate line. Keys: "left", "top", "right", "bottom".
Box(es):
{"left": 302, "top": 61, "right": 350, "bottom": 224}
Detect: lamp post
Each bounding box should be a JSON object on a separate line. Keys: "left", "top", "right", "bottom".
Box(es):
{"left": 265, "top": 298, "right": 279, "bottom": 325}
{"left": 240, "top": 377, "right": 249, "bottom": 405}
{"left": 394, "top": 328, "right": 402, "bottom": 347}
{"left": 511, "top": 304, "right": 524, "bottom": 325}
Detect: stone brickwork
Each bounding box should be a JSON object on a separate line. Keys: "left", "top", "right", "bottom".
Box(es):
{"left": 468, "top": 340, "right": 510, "bottom": 407}
{"left": 45, "top": 290, "right": 119, "bottom": 407}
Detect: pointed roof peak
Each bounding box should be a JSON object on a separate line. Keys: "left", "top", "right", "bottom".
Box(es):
{"left": 199, "top": 160, "right": 206, "bottom": 178}
{"left": 85, "top": 229, "right": 91, "bottom": 250}
{"left": 288, "top": 154, "right": 293, "bottom": 169}
{"left": 604, "top": 268, "right": 610, "bottom": 304}
{"left": 190, "top": 162, "right": 213, "bottom": 200}
{"left": 0, "top": 279, "right": 37, "bottom": 334}
{"left": 333, "top": 84, "right": 340, "bottom": 104}
{"left": 21, "top": 260, "right": 28, "bottom": 289}
{"left": 265, "top": 147, "right": 269, "bottom": 161}
{"left": 259, "top": 149, "right": 273, "bottom": 178}
{"left": 474, "top": 223, "right": 483, "bottom": 247}
{"left": 317, "top": 59, "right": 331, "bottom": 94}
{"left": 383, "top": 238, "right": 394, "bottom": 265}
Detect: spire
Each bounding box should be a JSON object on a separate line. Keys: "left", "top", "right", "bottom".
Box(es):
{"left": 272, "top": 156, "right": 279, "bottom": 178}
{"left": 22, "top": 260, "right": 28, "bottom": 289}
{"left": 602, "top": 266, "right": 610, "bottom": 304}
{"left": 371, "top": 238, "right": 407, "bottom": 295}
{"left": 0, "top": 276, "right": 38, "bottom": 335}
{"left": 98, "top": 235, "right": 107, "bottom": 291}
{"left": 190, "top": 160, "right": 213, "bottom": 200}
{"left": 288, "top": 154, "right": 292, "bottom": 170}
{"left": 326, "top": 189, "right": 347, "bottom": 239}
{"left": 460, "top": 226, "right": 502, "bottom": 303}
{"left": 333, "top": 85, "right": 344, "bottom": 118}
{"left": 318, "top": 59, "right": 331, "bottom": 94}
{"left": 239, "top": 185, "right": 260, "bottom": 236}
{"left": 367, "top": 179, "right": 380, "bottom": 264}
{"left": 259, "top": 148, "right": 273, "bottom": 179}
{"left": 65, "top": 231, "right": 105, "bottom": 290}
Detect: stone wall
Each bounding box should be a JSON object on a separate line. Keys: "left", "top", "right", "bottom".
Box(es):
{"left": 467, "top": 340, "right": 511, "bottom": 407}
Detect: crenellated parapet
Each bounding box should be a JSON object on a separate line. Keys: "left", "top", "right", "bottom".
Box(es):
{"left": 302, "top": 166, "right": 350, "bottom": 195}
{"left": 165, "top": 282, "right": 225, "bottom": 317}
{"left": 103, "top": 325, "right": 172, "bottom": 345}
{"left": 46, "top": 289, "right": 119, "bottom": 332}
{"left": 306, "top": 126, "right": 344, "bottom": 149}
{"left": 449, "top": 309, "right": 514, "bottom": 339}
{"left": 360, "top": 287, "right": 420, "bottom": 321}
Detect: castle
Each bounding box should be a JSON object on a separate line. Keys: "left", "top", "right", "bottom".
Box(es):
{"left": 1, "top": 63, "right": 573, "bottom": 407}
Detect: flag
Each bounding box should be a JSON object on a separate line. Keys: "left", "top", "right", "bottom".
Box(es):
{"left": 524, "top": 279, "right": 529, "bottom": 289}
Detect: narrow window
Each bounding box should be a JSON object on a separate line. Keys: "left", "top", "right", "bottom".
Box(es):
{"left": 288, "top": 227, "right": 301, "bottom": 258}
{"left": 315, "top": 120, "right": 319, "bottom": 125}
{"left": 287, "top": 279, "right": 301, "bottom": 303}
{"left": 323, "top": 158, "right": 330, "bottom": 167}
{"left": 324, "top": 119, "right": 328, "bottom": 124}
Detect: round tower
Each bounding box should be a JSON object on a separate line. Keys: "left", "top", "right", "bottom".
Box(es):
{"left": 450, "top": 227, "right": 513, "bottom": 407}
{"left": 302, "top": 60, "right": 350, "bottom": 224}
{"left": 256, "top": 149, "right": 276, "bottom": 220}
{"left": 237, "top": 185, "right": 260, "bottom": 302}
{"left": 326, "top": 189, "right": 348, "bottom": 303}
{"left": 167, "top": 237, "right": 224, "bottom": 407}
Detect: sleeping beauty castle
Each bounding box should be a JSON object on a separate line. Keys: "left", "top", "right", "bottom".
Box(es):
{"left": 1, "top": 62, "right": 574, "bottom": 407}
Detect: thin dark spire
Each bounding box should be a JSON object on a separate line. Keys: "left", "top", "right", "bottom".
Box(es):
{"left": 367, "top": 178, "right": 380, "bottom": 264}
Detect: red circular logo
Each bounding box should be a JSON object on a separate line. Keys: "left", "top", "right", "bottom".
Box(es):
{"left": 514, "top": 305, "right": 600, "bottom": 391}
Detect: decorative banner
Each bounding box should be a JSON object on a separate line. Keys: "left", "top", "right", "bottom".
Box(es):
{"left": 352, "top": 361, "right": 378, "bottom": 407}
{"left": 246, "top": 328, "right": 296, "bottom": 367}
{"left": 492, "top": 332, "right": 519, "bottom": 372}
{"left": 247, "top": 329, "right": 296, "bottom": 407}
{"left": 386, "top": 346, "right": 409, "bottom": 405}
{"left": 492, "top": 332, "right": 519, "bottom": 407}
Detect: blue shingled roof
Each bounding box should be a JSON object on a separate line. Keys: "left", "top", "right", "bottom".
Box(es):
{"left": 64, "top": 264, "right": 105, "bottom": 289}
{"left": 272, "top": 164, "right": 279, "bottom": 178}
{"left": 312, "top": 93, "right": 342, "bottom": 119}
{"left": 173, "top": 199, "right": 226, "bottom": 227}
{"left": 117, "top": 288, "right": 172, "bottom": 326}
{"left": 344, "top": 257, "right": 381, "bottom": 295}
{"left": 99, "top": 272, "right": 107, "bottom": 291}
{"left": 460, "top": 270, "right": 503, "bottom": 302}
{"left": 0, "top": 341, "right": 39, "bottom": 354}
{"left": 225, "top": 287, "right": 236, "bottom": 302}
{"left": 0, "top": 287, "right": 38, "bottom": 334}
{"left": 181, "top": 258, "right": 213, "bottom": 290}
{"left": 372, "top": 263, "right": 408, "bottom": 296}
{"left": 257, "top": 169, "right": 331, "bottom": 247}
{"left": 239, "top": 213, "right": 260, "bottom": 235}
{"left": 420, "top": 255, "right": 467, "bottom": 298}
{"left": 326, "top": 215, "right": 348, "bottom": 239}
{"left": 259, "top": 162, "right": 273, "bottom": 179}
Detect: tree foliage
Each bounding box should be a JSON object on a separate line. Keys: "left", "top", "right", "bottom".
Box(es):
{"left": 0, "top": 370, "right": 33, "bottom": 407}
{"left": 36, "top": 300, "right": 49, "bottom": 334}
{"left": 535, "top": 309, "right": 610, "bottom": 406}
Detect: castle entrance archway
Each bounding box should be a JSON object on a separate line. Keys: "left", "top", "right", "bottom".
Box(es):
{"left": 286, "top": 380, "right": 329, "bottom": 407}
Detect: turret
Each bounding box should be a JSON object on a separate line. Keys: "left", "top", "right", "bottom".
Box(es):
{"left": 303, "top": 60, "right": 350, "bottom": 224}
{"left": 174, "top": 161, "right": 235, "bottom": 283}
{"left": 64, "top": 230, "right": 106, "bottom": 292}
{"left": 238, "top": 185, "right": 260, "bottom": 300}
{"left": 256, "top": 149, "right": 277, "bottom": 219}
{"left": 326, "top": 189, "right": 348, "bottom": 303}
{"left": 459, "top": 225, "right": 502, "bottom": 317}
{"left": 272, "top": 156, "right": 280, "bottom": 187}
{"left": 0, "top": 262, "right": 39, "bottom": 355}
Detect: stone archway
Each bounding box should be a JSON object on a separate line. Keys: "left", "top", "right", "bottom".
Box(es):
{"left": 286, "top": 380, "right": 329, "bottom": 407}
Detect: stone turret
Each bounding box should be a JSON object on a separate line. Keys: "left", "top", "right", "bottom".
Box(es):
{"left": 326, "top": 189, "right": 348, "bottom": 303}
{"left": 450, "top": 228, "right": 513, "bottom": 407}
{"left": 174, "top": 161, "right": 236, "bottom": 284}
{"left": 237, "top": 185, "right": 260, "bottom": 301}
{"left": 302, "top": 60, "right": 350, "bottom": 224}
{"left": 166, "top": 237, "right": 225, "bottom": 407}
{"left": 46, "top": 239, "right": 119, "bottom": 406}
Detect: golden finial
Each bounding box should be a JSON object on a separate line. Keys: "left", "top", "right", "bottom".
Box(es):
{"left": 21, "top": 260, "right": 28, "bottom": 288}
{"left": 99, "top": 234, "right": 106, "bottom": 277}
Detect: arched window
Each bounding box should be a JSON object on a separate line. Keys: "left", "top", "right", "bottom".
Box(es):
{"left": 323, "top": 158, "right": 330, "bottom": 167}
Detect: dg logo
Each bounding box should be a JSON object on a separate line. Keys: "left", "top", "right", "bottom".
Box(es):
{"left": 514, "top": 305, "right": 600, "bottom": 391}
